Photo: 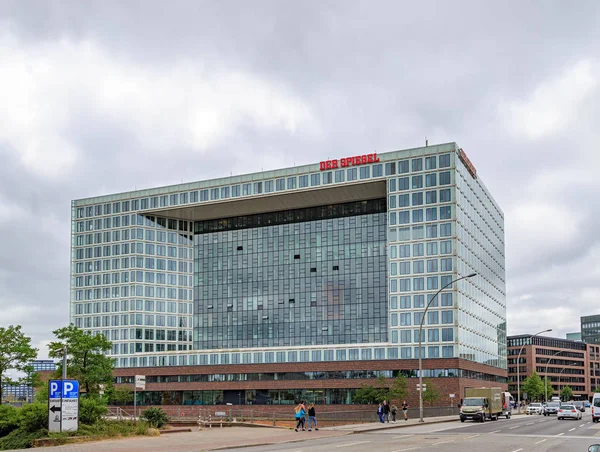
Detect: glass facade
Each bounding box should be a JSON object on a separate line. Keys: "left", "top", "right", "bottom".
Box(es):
{"left": 193, "top": 200, "right": 388, "bottom": 349}
{"left": 70, "top": 142, "right": 506, "bottom": 371}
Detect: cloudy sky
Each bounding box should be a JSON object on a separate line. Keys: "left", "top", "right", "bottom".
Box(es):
{"left": 0, "top": 1, "right": 599, "bottom": 358}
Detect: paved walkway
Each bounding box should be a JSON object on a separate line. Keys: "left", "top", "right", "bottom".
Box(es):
{"left": 13, "top": 413, "right": 499, "bottom": 451}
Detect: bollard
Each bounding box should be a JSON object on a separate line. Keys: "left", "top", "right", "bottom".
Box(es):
{"left": 273, "top": 412, "right": 276, "bottom": 426}
{"left": 209, "top": 414, "right": 212, "bottom": 429}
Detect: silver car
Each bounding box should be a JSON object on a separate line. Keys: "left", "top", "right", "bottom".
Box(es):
{"left": 557, "top": 404, "right": 582, "bottom": 420}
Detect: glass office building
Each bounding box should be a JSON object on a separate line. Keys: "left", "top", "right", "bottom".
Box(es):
{"left": 70, "top": 142, "right": 506, "bottom": 371}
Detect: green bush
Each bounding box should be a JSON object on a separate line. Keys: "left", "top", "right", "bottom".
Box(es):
{"left": 18, "top": 402, "right": 48, "bottom": 433}
{"left": 79, "top": 397, "right": 108, "bottom": 425}
{"left": 0, "top": 405, "right": 20, "bottom": 437}
{"left": 0, "top": 427, "right": 45, "bottom": 450}
{"left": 140, "top": 407, "right": 168, "bottom": 428}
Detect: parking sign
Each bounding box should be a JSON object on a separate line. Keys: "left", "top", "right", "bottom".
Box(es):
{"left": 48, "top": 380, "right": 79, "bottom": 432}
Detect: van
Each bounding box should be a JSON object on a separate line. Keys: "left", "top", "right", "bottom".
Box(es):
{"left": 592, "top": 393, "right": 600, "bottom": 423}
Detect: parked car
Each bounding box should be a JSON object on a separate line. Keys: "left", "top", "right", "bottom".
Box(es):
{"left": 544, "top": 401, "right": 561, "bottom": 416}
{"left": 585, "top": 401, "right": 591, "bottom": 408}
{"left": 592, "top": 393, "right": 600, "bottom": 423}
{"left": 526, "top": 403, "right": 543, "bottom": 415}
{"left": 557, "top": 404, "right": 582, "bottom": 420}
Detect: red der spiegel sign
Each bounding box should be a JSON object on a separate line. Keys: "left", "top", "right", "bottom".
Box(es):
{"left": 320, "top": 153, "right": 380, "bottom": 171}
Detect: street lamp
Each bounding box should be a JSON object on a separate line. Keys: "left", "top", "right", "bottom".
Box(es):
{"left": 418, "top": 272, "right": 476, "bottom": 423}
{"left": 544, "top": 350, "right": 567, "bottom": 403}
{"left": 557, "top": 362, "right": 584, "bottom": 401}
{"left": 516, "top": 329, "right": 552, "bottom": 412}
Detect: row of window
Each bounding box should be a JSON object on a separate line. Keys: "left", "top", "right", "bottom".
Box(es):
{"left": 388, "top": 172, "right": 451, "bottom": 192}
{"left": 389, "top": 224, "right": 451, "bottom": 242}
{"left": 390, "top": 292, "right": 453, "bottom": 309}
{"left": 74, "top": 286, "right": 192, "bottom": 301}
{"left": 75, "top": 258, "right": 192, "bottom": 274}
{"left": 390, "top": 258, "right": 453, "bottom": 275}
{"left": 75, "top": 215, "right": 192, "bottom": 234}
{"left": 390, "top": 275, "right": 455, "bottom": 292}
{"left": 392, "top": 327, "right": 455, "bottom": 343}
{"left": 74, "top": 300, "right": 192, "bottom": 314}
{"left": 391, "top": 310, "right": 454, "bottom": 326}
{"left": 74, "top": 243, "right": 191, "bottom": 260}
{"left": 73, "top": 313, "right": 191, "bottom": 328}
{"left": 389, "top": 240, "right": 452, "bottom": 258}
{"left": 75, "top": 273, "right": 192, "bottom": 287}
{"left": 389, "top": 189, "right": 452, "bottom": 208}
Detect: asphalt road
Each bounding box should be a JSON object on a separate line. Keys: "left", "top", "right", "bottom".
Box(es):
{"left": 230, "top": 412, "right": 600, "bottom": 452}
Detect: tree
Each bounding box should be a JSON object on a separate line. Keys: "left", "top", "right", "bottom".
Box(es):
{"left": 521, "top": 371, "right": 544, "bottom": 401}
{"left": 389, "top": 373, "right": 409, "bottom": 401}
{"left": 560, "top": 385, "right": 573, "bottom": 402}
{"left": 421, "top": 378, "right": 441, "bottom": 406}
{"left": 542, "top": 377, "right": 554, "bottom": 401}
{"left": 0, "top": 325, "right": 37, "bottom": 402}
{"left": 373, "top": 376, "right": 390, "bottom": 403}
{"left": 353, "top": 383, "right": 377, "bottom": 404}
{"left": 107, "top": 387, "right": 134, "bottom": 406}
{"left": 48, "top": 325, "right": 114, "bottom": 395}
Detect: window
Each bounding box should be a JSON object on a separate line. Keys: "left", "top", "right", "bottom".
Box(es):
{"left": 427, "top": 259, "right": 438, "bottom": 272}
{"left": 310, "top": 173, "right": 320, "bottom": 186}
{"left": 388, "top": 178, "right": 396, "bottom": 192}
{"left": 221, "top": 186, "right": 230, "bottom": 199}
{"left": 428, "top": 346, "right": 439, "bottom": 358}
{"left": 427, "top": 276, "right": 439, "bottom": 290}
{"left": 413, "top": 294, "right": 425, "bottom": 308}
{"left": 385, "top": 162, "right": 396, "bottom": 175}
{"left": 442, "top": 328, "right": 454, "bottom": 341}
{"left": 334, "top": 170, "right": 345, "bottom": 183}
{"left": 413, "top": 260, "right": 424, "bottom": 273}
{"left": 428, "top": 329, "right": 439, "bottom": 341}
{"left": 440, "top": 206, "right": 451, "bottom": 219}
{"left": 442, "top": 345, "right": 454, "bottom": 357}
{"left": 388, "top": 195, "right": 396, "bottom": 209}
{"left": 425, "top": 190, "right": 437, "bottom": 204}
{"left": 253, "top": 182, "right": 262, "bottom": 194}
{"left": 426, "top": 241, "right": 438, "bottom": 255}
{"left": 440, "top": 258, "right": 452, "bottom": 272}
{"left": 412, "top": 192, "right": 423, "bottom": 206}
{"left": 299, "top": 175, "right": 308, "bottom": 188}
{"left": 412, "top": 209, "right": 423, "bottom": 223}
{"left": 265, "top": 180, "right": 274, "bottom": 193}
{"left": 276, "top": 179, "right": 285, "bottom": 191}
{"left": 441, "top": 292, "right": 453, "bottom": 306}
{"left": 439, "top": 188, "right": 451, "bottom": 203}
{"left": 359, "top": 166, "right": 370, "bottom": 179}
{"left": 389, "top": 212, "right": 396, "bottom": 225}
{"left": 427, "top": 310, "right": 439, "bottom": 324}
{"left": 399, "top": 278, "right": 411, "bottom": 292}
{"left": 400, "top": 330, "right": 411, "bottom": 343}
{"left": 440, "top": 223, "right": 451, "bottom": 237}
{"left": 412, "top": 175, "right": 423, "bottom": 189}
{"left": 442, "top": 310, "right": 453, "bottom": 324}
{"left": 399, "top": 261, "right": 410, "bottom": 275}
{"left": 400, "top": 296, "right": 411, "bottom": 309}
{"left": 439, "top": 171, "right": 451, "bottom": 185}
{"left": 412, "top": 158, "right": 422, "bottom": 172}
{"left": 398, "top": 194, "right": 409, "bottom": 207}
{"left": 413, "top": 277, "right": 424, "bottom": 291}
{"left": 398, "top": 177, "right": 409, "bottom": 190}
{"left": 426, "top": 208, "right": 437, "bottom": 221}
{"left": 242, "top": 183, "right": 252, "bottom": 196}
{"left": 426, "top": 224, "right": 438, "bottom": 238}
{"left": 425, "top": 156, "right": 437, "bottom": 170}
{"left": 439, "top": 153, "right": 451, "bottom": 168}
{"left": 413, "top": 243, "right": 424, "bottom": 256}
{"left": 399, "top": 245, "right": 410, "bottom": 258}
{"left": 400, "top": 313, "right": 411, "bottom": 326}
{"left": 398, "top": 211, "right": 410, "bottom": 224}
{"left": 347, "top": 168, "right": 357, "bottom": 181}
{"left": 425, "top": 173, "right": 437, "bottom": 187}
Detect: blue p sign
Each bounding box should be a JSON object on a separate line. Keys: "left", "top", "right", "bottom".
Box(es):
{"left": 49, "top": 380, "right": 62, "bottom": 399}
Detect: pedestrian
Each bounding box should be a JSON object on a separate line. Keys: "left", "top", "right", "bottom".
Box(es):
{"left": 307, "top": 403, "right": 319, "bottom": 431}
{"left": 402, "top": 400, "right": 409, "bottom": 421}
{"left": 383, "top": 400, "right": 390, "bottom": 423}
{"left": 391, "top": 404, "right": 397, "bottom": 423}
{"left": 377, "top": 402, "right": 384, "bottom": 423}
{"left": 294, "top": 403, "right": 306, "bottom": 432}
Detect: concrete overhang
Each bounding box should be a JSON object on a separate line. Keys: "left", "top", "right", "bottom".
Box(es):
{"left": 144, "top": 180, "right": 387, "bottom": 222}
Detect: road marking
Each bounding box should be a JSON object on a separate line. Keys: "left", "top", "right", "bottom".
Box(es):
{"left": 489, "top": 430, "right": 501, "bottom": 433}
{"left": 509, "top": 425, "right": 520, "bottom": 429}
{"left": 393, "top": 435, "right": 414, "bottom": 439}
{"left": 556, "top": 432, "right": 565, "bottom": 436}
{"left": 569, "top": 428, "right": 576, "bottom": 431}
{"left": 511, "top": 449, "right": 523, "bottom": 452}
{"left": 535, "top": 439, "right": 547, "bottom": 444}
{"left": 526, "top": 422, "right": 534, "bottom": 425}
{"left": 432, "top": 440, "right": 455, "bottom": 446}
{"left": 391, "top": 448, "right": 420, "bottom": 452}
{"left": 466, "top": 434, "right": 480, "bottom": 439}
{"left": 580, "top": 424, "right": 586, "bottom": 427}
{"left": 336, "top": 441, "right": 371, "bottom": 448}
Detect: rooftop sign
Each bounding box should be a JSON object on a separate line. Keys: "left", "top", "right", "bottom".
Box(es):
{"left": 320, "top": 153, "right": 380, "bottom": 171}
{"left": 457, "top": 148, "right": 477, "bottom": 179}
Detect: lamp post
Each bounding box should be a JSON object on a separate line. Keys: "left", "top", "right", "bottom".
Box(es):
{"left": 544, "top": 350, "right": 567, "bottom": 403}
{"left": 557, "top": 362, "right": 583, "bottom": 401}
{"left": 418, "top": 272, "right": 476, "bottom": 423}
{"left": 516, "top": 329, "right": 552, "bottom": 412}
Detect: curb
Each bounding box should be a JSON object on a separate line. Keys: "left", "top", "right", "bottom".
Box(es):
{"left": 207, "top": 431, "right": 354, "bottom": 451}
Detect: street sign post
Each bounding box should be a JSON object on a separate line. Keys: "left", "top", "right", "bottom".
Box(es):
{"left": 416, "top": 384, "right": 427, "bottom": 392}
{"left": 134, "top": 375, "right": 146, "bottom": 421}
{"left": 48, "top": 380, "right": 79, "bottom": 432}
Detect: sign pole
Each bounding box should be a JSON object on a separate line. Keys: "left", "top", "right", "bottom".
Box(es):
{"left": 134, "top": 384, "right": 137, "bottom": 423}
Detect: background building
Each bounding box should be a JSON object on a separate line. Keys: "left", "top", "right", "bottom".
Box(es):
{"left": 566, "top": 332, "right": 582, "bottom": 341}
{"left": 70, "top": 143, "right": 507, "bottom": 406}
{"left": 508, "top": 335, "right": 589, "bottom": 400}
{"left": 581, "top": 314, "right": 600, "bottom": 345}
{"left": 1, "top": 360, "right": 56, "bottom": 404}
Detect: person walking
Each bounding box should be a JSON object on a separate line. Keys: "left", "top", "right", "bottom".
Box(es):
{"left": 402, "top": 400, "right": 409, "bottom": 421}
{"left": 307, "top": 403, "right": 319, "bottom": 431}
{"left": 391, "top": 404, "right": 397, "bottom": 423}
{"left": 294, "top": 403, "right": 306, "bottom": 431}
{"left": 383, "top": 400, "right": 390, "bottom": 423}
{"left": 377, "top": 402, "right": 384, "bottom": 423}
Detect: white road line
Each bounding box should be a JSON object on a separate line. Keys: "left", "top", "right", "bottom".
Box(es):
{"left": 535, "top": 439, "right": 547, "bottom": 445}
{"left": 580, "top": 424, "right": 586, "bottom": 427}
{"left": 511, "top": 449, "right": 523, "bottom": 452}
{"left": 336, "top": 441, "right": 371, "bottom": 448}
{"left": 393, "top": 435, "right": 414, "bottom": 439}
{"left": 390, "top": 448, "right": 420, "bottom": 452}
{"left": 526, "top": 422, "right": 534, "bottom": 425}
{"left": 466, "top": 434, "right": 480, "bottom": 439}
{"left": 432, "top": 440, "right": 455, "bottom": 446}
{"left": 509, "top": 425, "right": 520, "bottom": 429}
{"left": 569, "top": 428, "right": 576, "bottom": 431}
{"left": 556, "top": 432, "right": 565, "bottom": 436}
{"left": 489, "top": 430, "right": 501, "bottom": 433}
